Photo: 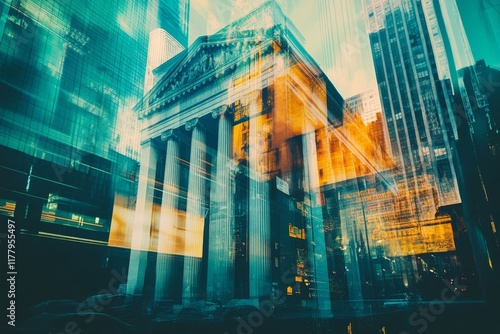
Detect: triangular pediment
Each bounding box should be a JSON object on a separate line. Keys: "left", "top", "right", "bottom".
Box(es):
{"left": 155, "top": 38, "right": 256, "bottom": 97}
{"left": 136, "top": 25, "right": 285, "bottom": 118}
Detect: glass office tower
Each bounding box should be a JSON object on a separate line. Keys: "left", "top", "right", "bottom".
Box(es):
{"left": 430, "top": 0, "right": 500, "bottom": 305}
{"left": 365, "top": 0, "right": 461, "bottom": 211}
{"left": 0, "top": 0, "right": 189, "bottom": 241}
{"left": 363, "top": 0, "right": 478, "bottom": 299}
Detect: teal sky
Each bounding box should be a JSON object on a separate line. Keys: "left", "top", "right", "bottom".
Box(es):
{"left": 455, "top": 0, "right": 500, "bottom": 70}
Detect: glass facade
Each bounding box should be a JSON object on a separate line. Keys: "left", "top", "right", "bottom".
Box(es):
{"left": 0, "top": 0, "right": 189, "bottom": 239}
{"left": 366, "top": 0, "right": 461, "bottom": 223}
{"left": 0, "top": 1, "right": 498, "bottom": 333}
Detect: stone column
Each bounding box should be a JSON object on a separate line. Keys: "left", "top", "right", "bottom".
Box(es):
{"left": 182, "top": 118, "right": 207, "bottom": 305}
{"left": 207, "top": 106, "right": 235, "bottom": 303}
{"left": 302, "top": 126, "right": 332, "bottom": 315}
{"left": 248, "top": 98, "right": 271, "bottom": 300}
{"left": 154, "top": 129, "right": 181, "bottom": 303}
{"left": 127, "top": 139, "right": 158, "bottom": 296}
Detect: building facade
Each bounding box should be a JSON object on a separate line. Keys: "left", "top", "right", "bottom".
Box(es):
{"left": 120, "top": 1, "right": 345, "bottom": 313}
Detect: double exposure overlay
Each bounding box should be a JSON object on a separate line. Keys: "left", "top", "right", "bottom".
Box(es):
{"left": 0, "top": 0, "right": 499, "bottom": 333}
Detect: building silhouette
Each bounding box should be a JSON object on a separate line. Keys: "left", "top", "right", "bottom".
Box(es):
{"left": 429, "top": 0, "right": 500, "bottom": 304}
{"left": 454, "top": 60, "right": 500, "bottom": 304}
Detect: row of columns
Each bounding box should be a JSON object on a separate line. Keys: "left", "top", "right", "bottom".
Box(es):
{"left": 127, "top": 104, "right": 331, "bottom": 312}
{"left": 127, "top": 104, "right": 274, "bottom": 305}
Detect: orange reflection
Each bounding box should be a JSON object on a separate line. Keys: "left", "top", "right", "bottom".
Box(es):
{"left": 109, "top": 200, "right": 204, "bottom": 258}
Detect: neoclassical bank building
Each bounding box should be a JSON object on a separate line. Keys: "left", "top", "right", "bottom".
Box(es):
{"left": 121, "top": 2, "right": 369, "bottom": 314}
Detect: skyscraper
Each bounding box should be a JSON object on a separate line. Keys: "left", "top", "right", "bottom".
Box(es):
{"left": 431, "top": 0, "right": 500, "bottom": 304}
{"left": 1, "top": 0, "right": 137, "bottom": 236}
{"left": 365, "top": 0, "right": 461, "bottom": 218}
{"left": 150, "top": 0, "right": 190, "bottom": 48}
{"left": 362, "top": 1, "right": 472, "bottom": 299}
{"left": 142, "top": 1, "right": 190, "bottom": 96}
{"left": 144, "top": 28, "right": 184, "bottom": 95}
{"left": 0, "top": 0, "right": 191, "bottom": 237}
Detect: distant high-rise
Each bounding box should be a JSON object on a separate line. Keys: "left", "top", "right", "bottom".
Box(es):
{"left": 346, "top": 89, "right": 390, "bottom": 157}
{"left": 144, "top": 28, "right": 184, "bottom": 95}
{"left": 345, "top": 89, "right": 383, "bottom": 125}
{"left": 151, "top": 0, "right": 190, "bottom": 48}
